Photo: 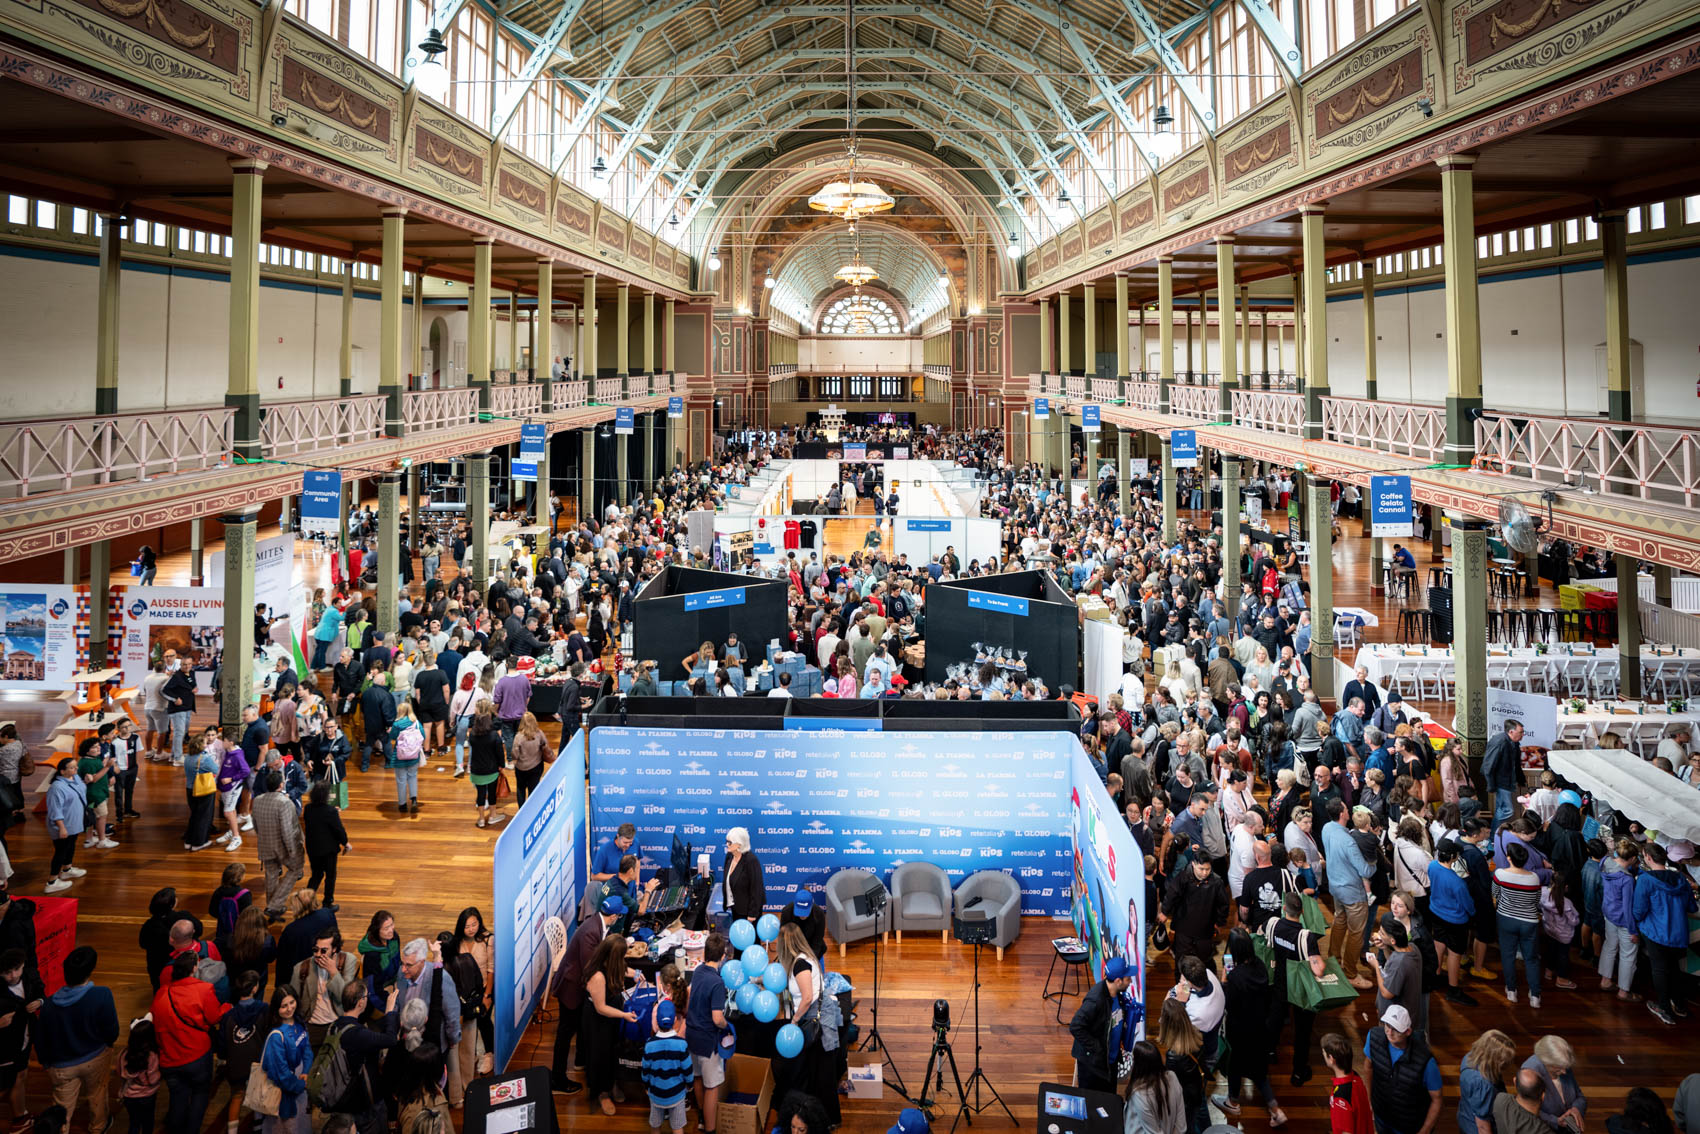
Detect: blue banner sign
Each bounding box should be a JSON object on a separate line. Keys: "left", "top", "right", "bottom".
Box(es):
{"left": 1034, "top": 396, "right": 1050, "bottom": 419}
{"left": 1369, "top": 474, "right": 1414, "bottom": 537}
{"left": 588, "top": 727, "right": 1075, "bottom": 916}
{"left": 906, "top": 519, "right": 953, "bottom": 532}
{"left": 682, "top": 586, "right": 746, "bottom": 612}
{"left": 668, "top": 396, "right": 684, "bottom": 418}
{"left": 1170, "top": 428, "right": 1198, "bottom": 469}
{"left": 784, "top": 717, "right": 883, "bottom": 732}
{"left": 1081, "top": 404, "right": 1100, "bottom": 432}
{"left": 1070, "top": 746, "right": 1147, "bottom": 1031}
{"left": 966, "top": 590, "right": 1030, "bottom": 616}
{"left": 615, "top": 407, "right": 634, "bottom": 435}
{"left": 299, "top": 470, "right": 342, "bottom": 535}
{"left": 512, "top": 421, "right": 546, "bottom": 482}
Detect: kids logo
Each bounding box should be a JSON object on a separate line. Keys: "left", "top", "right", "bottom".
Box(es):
{"left": 128, "top": 598, "right": 148, "bottom": 619}
{"left": 48, "top": 598, "right": 70, "bottom": 620}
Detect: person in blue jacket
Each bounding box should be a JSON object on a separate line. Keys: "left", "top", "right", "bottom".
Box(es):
{"left": 1635, "top": 841, "right": 1698, "bottom": 1025}
{"left": 1425, "top": 840, "right": 1477, "bottom": 1007}
{"left": 44, "top": 758, "right": 89, "bottom": 893}
{"left": 259, "top": 985, "right": 313, "bottom": 1134}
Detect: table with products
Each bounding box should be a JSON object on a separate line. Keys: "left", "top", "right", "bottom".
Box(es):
{"left": 1554, "top": 701, "right": 1700, "bottom": 749}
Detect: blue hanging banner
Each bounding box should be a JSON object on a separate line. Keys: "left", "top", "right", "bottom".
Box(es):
{"left": 1081, "top": 404, "right": 1101, "bottom": 432}
{"left": 1034, "top": 396, "right": 1050, "bottom": 420}
{"left": 682, "top": 586, "right": 747, "bottom": 612}
{"left": 966, "top": 590, "right": 1030, "bottom": 616}
{"left": 512, "top": 421, "right": 546, "bottom": 482}
{"left": 783, "top": 717, "right": 883, "bottom": 732}
{"left": 667, "top": 396, "right": 684, "bottom": 418}
{"left": 905, "top": 519, "right": 953, "bottom": 533}
{"left": 299, "top": 470, "right": 342, "bottom": 535}
{"left": 1369, "top": 474, "right": 1414, "bottom": 537}
{"left": 614, "top": 407, "right": 635, "bottom": 435}
{"left": 1170, "top": 428, "right": 1198, "bottom": 469}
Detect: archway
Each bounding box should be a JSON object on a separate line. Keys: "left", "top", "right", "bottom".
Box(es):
{"left": 427, "top": 317, "right": 448, "bottom": 389}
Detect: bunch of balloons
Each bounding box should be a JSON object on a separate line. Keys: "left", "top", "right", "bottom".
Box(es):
{"left": 720, "top": 913, "right": 789, "bottom": 1023}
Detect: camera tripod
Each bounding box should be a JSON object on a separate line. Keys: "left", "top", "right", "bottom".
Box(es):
{"left": 859, "top": 889, "right": 912, "bottom": 1102}
{"left": 950, "top": 939, "right": 1016, "bottom": 1132}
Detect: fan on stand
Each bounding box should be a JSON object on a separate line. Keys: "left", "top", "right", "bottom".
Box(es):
{"left": 1498, "top": 496, "right": 1547, "bottom": 556}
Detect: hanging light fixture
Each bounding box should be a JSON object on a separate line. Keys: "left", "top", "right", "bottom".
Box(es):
{"left": 806, "top": 0, "right": 896, "bottom": 221}
{"left": 414, "top": 27, "right": 450, "bottom": 103}
{"left": 764, "top": 275, "right": 777, "bottom": 290}
{"left": 1006, "top": 231, "right": 1022, "bottom": 260}
{"left": 667, "top": 211, "right": 680, "bottom": 228}
{"left": 1149, "top": 103, "right": 1183, "bottom": 163}
{"left": 707, "top": 250, "right": 722, "bottom": 271}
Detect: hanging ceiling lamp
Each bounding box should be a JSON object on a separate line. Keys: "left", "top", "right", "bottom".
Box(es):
{"left": 806, "top": 0, "right": 895, "bottom": 221}
{"left": 834, "top": 226, "right": 879, "bottom": 287}
{"left": 414, "top": 27, "right": 450, "bottom": 103}
{"left": 1148, "top": 103, "right": 1183, "bottom": 163}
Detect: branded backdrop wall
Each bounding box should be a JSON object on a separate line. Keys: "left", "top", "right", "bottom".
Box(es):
{"left": 118, "top": 587, "right": 225, "bottom": 688}
{"left": 492, "top": 730, "right": 589, "bottom": 1073}
{"left": 0, "top": 584, "right": 77, "bottom": 691}
{"left": 588, "top": 726, "right": 1075, "bottom": 915}
{"left": 1070, "top": 747, "right": 1147, "bottom": 1032}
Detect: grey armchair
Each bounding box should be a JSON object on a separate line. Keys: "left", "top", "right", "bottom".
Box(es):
{"left": 890, "top": 861, "right": 953, "bottom": 942}
{"left": 824, "top": 868, "right": 886, "bottom": 956}
{"left": 953, "top": 870, "right": 1022, "bottom": 960}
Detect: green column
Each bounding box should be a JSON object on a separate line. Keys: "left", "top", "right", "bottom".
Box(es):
{"left": 1601, "top": 210, "right": 1632, "bottom": 423}
{"left": 95, "top": 213, "right": 122, "bottom": 415}
{"left": 583, "top": 273, "right": 599, "bottom": 384}
{"left": 616, "top": 283, "right": 631, "bottom": 393}
{"left": 1114, "top": 274, "right": 1130, "bottom": 393}
{"left": 380, "top": 209, "right": 406, "bottom": 437}
{"left": 1223, "top": 456, "right": 1241, "bottom": 600}
{"left": 1618, "top": 553, "right": 1643, "bottom": 698}
{"left": 1305, "top": 472, "right": 1335, "bottom": 700}
{"left": 339, "top": 260, "right": 356, "bottom": 396}
{"left": 664, "top": 297, "right": 676, "bottom": 374}
{"left": 1362, "top": 260, "right": 1378, "bottom": 402}
{"left": 1452, "top": 517, "right": 1490, "bottom": 760}
{"left": 1058, "top": 292, "right": 1072, "bottom": 375}
{"left": 1161, "top": 436, "right": 1176, "bottom": 544}
{"left": 407, "top": 467, "right": 420, "bottom": 544}
{"left": 468, "top": 453, "right": 490, "bottom": 585}
{"left": 1038, "top": 298, "right": 1051, "bottom": 376}
{"left": 470, "top": 238, "right": 494, "bottom": 409}
{"left": 1654, "top": 563, "right": 1674, "bottom": 607}
{"left": 644, "top": 291, "right": 656, "bottom": 381}
{"left": 377, "top": 473, "right": 401, "bottom": 640}
{"left": 1217, "top": 239, "right": 1237, "bottom": 418}
{"left": 1290, "top": 272, "right": 1304, "bottom": 391}
{"left": 643, "top": 411, "right": 656, "bottom": 494}
{"left": 1301, "top": 207, "right": 1328, "bottom": 441}
{"left": 88, "top": 542, "right": 111, "bottom": 665}
{"left": 536, "top": 259, "right": 554, "bottom": 410}
{"left": 1117, "top": 427, "right": 1131, "bottom": 515}
{"left": 1158, "top": 258, "right": 1174, "bottom": 412}
{"left": 226, "top": 160, "right": 265, "bottom": 459}
{"left": 508, "top": 293, "right": 519, "bottom": 381}
{"left": 1083, "top": 283, "right": 1097, "bottom": 380}
{"left": 220, "top": 511, "right": 258, "bottom": 731}
{"left": 63, "top": 548, "right": 77, "bottom": 586}
{"left": 411, "top": 262, "right": 425, "bottom": 384}
{"left": 581, "top": 428, "right": 597, "bottom": 522}
{"left": 616, "top": 421, "right": 630, "bottom": 506}
{"left": 1440, "top": 157, "right": 1482, "bottom": 464}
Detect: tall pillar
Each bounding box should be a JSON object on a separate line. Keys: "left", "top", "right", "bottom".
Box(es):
{"left": 643, "top": 412, "right": 657, "bottom": 494}
{"left": 528, "top": 298, "right": 538, "bottom": 381}
{"left": 507, "top": 293, "right": 519, "bottom": 380}
{"left": 1290, "top": 272, "right": 1305, "bottom": 390}
{"left": 1038, "top": 298, "right": 1052, "bottom": 376}
{"left": 1183, "top": 299, "right": 1194, "bottom": 382}
{"left": 468, "top": 453, "right": 490, "bottom": 584}
{"left": 1117, "top": 428, "right": 1131, "bottom": 515}
{"left": 643, "top": 291, "right": 656, "bottom": 380}
{"left": 1654, "top": 563, "right": 1674, "bottom": 608}
{"left": 1058, "top": 292, "right": 1072, "bottom": 375}
{"left": 583, "top": 273, "right": 599, "bottom": 384}
{"left": 1158, "top": 258, "right": 1175, "bottom": 411}
{"left": 63, "top": 548, "right": 77, "bottom": 587}
{"left": 470, "top": 237, "right": 494, "bottom": 409}
{"left": 377, "top": 473, "right": 401, "bottom": 640}
{"left": 1223, "top": 456, "right": 1241, "bottom": 600}
{"left": 1439, "top": 156, "right": 1482, "bottom": 464}
{"left": 407, "top": 467, "right": 420, "bottom": 544}
{"left": 1238, "top": 284, "right": 1251, "bottom": 385}
{"left": 1259, "top": 310, "right": 1270, "bottom": 387}
{"left": 616, "top": 282, "right": 631, "bottom": 392}
{"left": 1601, "top": 210, "right": 1632, "bottom": 422}
{"left": 226, "top": 160, "right": 266, "bottom": 459}
{"left": 616, "top": 423, "right": 631, "bottom": 506}
{"left": 1083, "top": 283, "right": 1097, "bottom": 380}
{"left": 219, "top": 512, "right": 258, "bottom": 729}
{"left": 279, "top": 497, "right": 292, "bottom": 532}
{"left": 1369, "top": 535, "right": 1385, "bottom": 595}
{"left": 380, "top": 209, "right": 406, "bottom": 436}
{"left": 1216, "top": 240, "right": 1237, "bottom": 419}
{"left": 411, "top": 262, "right": 424, "bottom": 384}
{"left": 664, "top": 298, "right": 677, "bottom": 374}
{"left": 534, "top": 432, "right": 552, "bottom": 530}
{"left": 1617, "top": 554, "right": 1643, "bottom": 697}
{"left": 1114, "top": 274, "right": 1130, "bottom": 395}
{"left": 87, "top": 542, "right": 111, "bottom": 665}
{"left": 189, "top": 519, "right": 205, "bottom": 587}
{"left": 1160, "top": 436, "right": 1177, "bottom": 544}
{"left": 95, "top": 213, "right": 123, "bottom": 415}
{"left": 580, "top": 428, "right": 597, "bottom": 521}
{"left": 1300, "top": 207, "right": 1328, "bottom": 441}
{"left": 536, "top": 259, "right": 554, "bottom": 410}
{"left": 339, "top": 260, "right": 356, "bottom": 396}
{"left": 576, "top": 311, "right": 587, "bottom": 383}
{"left": 1361, "top": 259, "right": 1378, "bottom": 402}
{"left": 1305, "top": 472, "right": 1335, "bottom": 700}
{"left": 1452, "top": 517, "right": 1490, "bottom": 760}
{"left": 1137, "top": 307, "right": 1148, "bottom": 377}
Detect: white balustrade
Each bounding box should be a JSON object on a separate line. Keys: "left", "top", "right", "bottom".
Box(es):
{"left": 489, "top": 382, "right": 543, "bottom": 419}
{"left": 260, "top": 395, "right": 385, "bottom": 459}
{"left": 1089, "top": 377, "right": 1118, "bottom": 404}
{"left": 1323, "top": 397, "right": 1445, "bottom": 461}
{"left": 1169, "top": 385, "right": 1218, "bottom": 421}
{"left": 1126, "top": 381, "right": 1159, "bottom": 411}
{"left": 1231, "top": 389, "right": 1303, "bottom": 434}
{"left": 0, "top": 407, "right": 236, "bottom": 499}
{"left": 592, "top": 377, "right": 622, "bottom": 404}
{"left": 403, "top": 388, "right": 480, "bottom": 432}
{"left": 555, "top": 381, "right": 589, "bottom": 410}
{"left": 1475, "top": 413, "right": 1700, "bottom": 507}
{"left": 1064, "top": 373, "right": 1086, "bottom": 400}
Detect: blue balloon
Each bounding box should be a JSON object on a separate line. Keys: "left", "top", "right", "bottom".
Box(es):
{"left": 735, "top": 983, "right": 760, "bottom": 1013}
{"left": 763, "top": 962, "right": 787, "bottom": 992}
{"left": 752, "top": 989, "right": 780, "bottom": 1023}
{"left": 775, "top": 1023, "right": 805, "bottom": 1059}
{"left": 756, "top": 913, "right": 782, "bottom": 942}
{"left": 722, "top": 962, "right": 749, "bottom": 991}
{"left": 729, "top": 919, "right": 757, "bottom": 952}
{"left": 741, "top": 944, "right": 769, "bottom": 974}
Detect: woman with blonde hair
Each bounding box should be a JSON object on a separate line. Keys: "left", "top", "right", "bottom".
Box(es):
{"left": 1156, "top": 998, "right": 1207, "bottom": 1134}
{"left": 510, "top": 712, "right": 550, "bottom": 807}
{"left": 774, "top": 920, "right": 834, "bottom": 1121}
{"left": 1457, "top": 1029, "right": 1517, "bottom": 1134}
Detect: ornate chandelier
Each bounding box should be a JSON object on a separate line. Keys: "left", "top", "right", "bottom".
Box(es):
{"left": 806, "top": 0, "right": 895, "bottom": 221}
{"left": 834, "top": 229, "right": 878, "bottom": 287}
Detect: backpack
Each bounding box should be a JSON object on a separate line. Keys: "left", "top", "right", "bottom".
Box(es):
{"left": 216, "top": 889, "right": 250, "bottom": 938}
{"left": 306, "top": 1021, "right": 357, "bottom": 1112}
{"left": 192, "top": 941, "right": 231, "bottom": 1003}
{"left": 396, "top": 726, "right": 424, "bottom": 764}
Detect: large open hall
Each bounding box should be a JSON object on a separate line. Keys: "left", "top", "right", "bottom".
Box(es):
{"left": 1, "top": 0, "right": 1699, "bottom": 1132}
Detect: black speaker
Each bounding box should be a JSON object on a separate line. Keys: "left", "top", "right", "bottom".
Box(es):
{"left": 953, "top": 912, "right": 995, "bottom": 945}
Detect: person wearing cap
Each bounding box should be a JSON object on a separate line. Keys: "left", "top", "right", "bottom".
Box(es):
{"left": 780, "top": 888, "right": 827, "bottom": 961}
{"left": 641, "top": 999, "right": 693, "bottom": 1133}
{"left": 1068, "top": 956, "right": 1132, "bottom": 1093}
{"left": 549, "top": 894, "right": 624, "bottom": 1095}
{"left": 1656, "top": 722, "right": 1694, "bottom": 767}
{"left": 1361, "top": 1004, "right": 1440, "bottom": 1134}
{"left": 888, "top": 1107, "right": 929, "bottom": 1134}
{"left": 1368, "top": 691, "right": 1411, "bottom": 738}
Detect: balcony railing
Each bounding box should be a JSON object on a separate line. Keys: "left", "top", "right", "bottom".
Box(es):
{"left": 554, "top": 380, "right": 589, "bottom": 409}
{"left": 1126, "top": 381, "right": 1159, "bottom": 411}
{"left": 1231, "top": 389, "right": 1303, "bottom": 435}
{"left": 1169, "top": 385, "right": 1220, "bottom": 422}
{"left": 1064, "top": 373, "right": 1086, "bottom": 400}
{"left": 1090, "top": 377, "right": 1119, "bottom": 404}
{"left": 1323, "top": 397, "right": 1444, "bottom": 461}
{"left": 260, "top": 395, "right": 385, "bottom": 460}
{"left": 592, "top": 377, "right": 622, "bottom": 405}
{"left": 490, "top": 382, "right": 543, "bottom": 419}
{"left": 0, "top": 406, "right": 235, "bottom": 500}
{"left": 1475, "top": 413, "right": 1700, "bottom": 507}
{"left": 403, "top": 388, "right": 479, "bottom": 433}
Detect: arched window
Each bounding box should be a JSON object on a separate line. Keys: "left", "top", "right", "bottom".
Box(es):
{"left": 820, "top": 295, "right": 900, "bottom": 335}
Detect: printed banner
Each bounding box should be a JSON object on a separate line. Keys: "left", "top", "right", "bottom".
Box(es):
{"left": 119, "top": 587, "right": 225, "bottom": 688}
{"left": 1034, "top": 397, "right": 1050, "bottom": 420}
{"left": 299, "top": 470, "right": 342, "bottom": 536}
{"left": 1170, "top": 429, "right": 1198, "bottom": 468}
{"left": 615, "top": 407, "right": 635, "bottom": 435}
{"left": 906, "top": 519, "right": 952, "bottom": 533}
{"left": 1070, "top": 748, "right": 1147, "bottom": 1033}
{"left": 588, "top": 728, "right": 1075, "bottom": 915}
{"left": 682, "top": 587, "right": 746, "bottom": 612}
{"left": 0, "top": 585, "right": 77, "bottom": 691}
{"left": 1081, "top": 404, "right": 1100, "bottom": 432}
{"left": 1487, "top": 686, "right": 1558, "bottom": 751}
{"left": 1369, "top": 475, "right": 1414, "bottom": 537}
{"left": 1130, "top": 458, "right": 1150, "bottom": 478}
{"left": 966, "top": 590, "right": 1030, "bottom": 616}
{"left": 512, "top": 422, "right": 547, "bottom": 482}
{"left": 209, "top": 533, "right": 296, "bottom": 621}
{"left": 668, "top": 396, "right": 684, "bottom": 418}
{"left": 843, "top": 444, "right": 867, "bottom": 461}
{"left": 493, "top": 730, "right": 588, "bottom": 1073}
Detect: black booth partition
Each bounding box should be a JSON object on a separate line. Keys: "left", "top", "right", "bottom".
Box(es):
{"left": 631, "top": 565, "right": 787, "bottom": 668}
{"left": 588, "top": 694, "right": 1081, "bottom": 735}
{"left": 923, "top": 570, "right": 1079, "bottom": 691}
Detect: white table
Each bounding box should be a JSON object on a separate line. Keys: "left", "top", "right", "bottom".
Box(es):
{"left": 1354, "top": 645, "right": 1700, "bottom": 701}
{"left": 1334, "top": 606, "right": 1380, "bottom": 627}
{"left": 1554, "top": 703, "right": 1700, "bottom": 755}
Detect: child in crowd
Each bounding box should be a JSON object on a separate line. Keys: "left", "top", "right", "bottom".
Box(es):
{"left": 640, "top": 1001, "right": 693, "bottom": 1134}
{"left": 1540, "top": 874, "right": 1581, "bottom": 990}
{"left": 1321, "top": 1033, "right": 1371, "bottom": 1134}
{"left": 1598, "top": 839, "right": 1641, "bottom": 1001}
{"left": 1525, "top": 770, "right": 1563, "bottom": 825}
{"left": 1579, "top": 838, "right": 1608, "bottom": 964}
{"left": 1289, "top": 847, "right": 1317, "bottom": 895}
{"left": 118, "top": 1019, "right": 161, "bottom": 1134}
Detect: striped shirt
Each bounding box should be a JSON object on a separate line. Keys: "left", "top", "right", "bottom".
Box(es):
{"left": 641, "top": 1031, "right": 694, "bottom": 1107}
{"left": 1492, "top": 867, "right": 1542, "bottom": 923}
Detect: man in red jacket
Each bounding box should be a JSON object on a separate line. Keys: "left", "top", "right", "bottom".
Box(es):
{"left": 1321, "top": 1032, "right": 1372, "bottom": 1134}
{"left": 153, "top": 952, "right": 233, "bottom": 1134}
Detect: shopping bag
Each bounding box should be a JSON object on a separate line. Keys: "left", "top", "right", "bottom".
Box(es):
{"left": 1300, "top": 893, "right": 1332, "bottom": 935}
{"left": 1287, "top": 955, "right": 1360, "bottom": 1013}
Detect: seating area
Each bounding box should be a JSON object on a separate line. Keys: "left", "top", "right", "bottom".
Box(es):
{"left": 822, "top": 865, "right": 1022, "bottom": 958}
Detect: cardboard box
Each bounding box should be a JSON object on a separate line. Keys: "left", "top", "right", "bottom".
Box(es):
{"left": 719, "top": 1055, "right": 774, "bottom": 1134}
{"left": 846, "top": 1053, "right": 885, "bottom": 1100}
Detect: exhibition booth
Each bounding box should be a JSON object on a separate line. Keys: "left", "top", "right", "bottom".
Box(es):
{"left": 924, "top": 571, "right": 1079, "bottom": 691}
{"left": 631, "top": 566, "right": 788, "bottom": 670}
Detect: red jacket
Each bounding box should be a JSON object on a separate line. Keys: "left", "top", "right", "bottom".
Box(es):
{"left": 1328, "top": 1073, "right": 1373, "bottom": 1134}
{"left": 152, "top": 979, "right": 231, "bottom": 1067}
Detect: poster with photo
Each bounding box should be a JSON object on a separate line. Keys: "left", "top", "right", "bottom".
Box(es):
{"left": 1070, "top": 746, "right": 1146, "bottom": 1037}
{"left": 119, "top": 588, "right": 225, "bottom": 688}
{"left": 0, "top": 585, "right": 77, "bottom": 690}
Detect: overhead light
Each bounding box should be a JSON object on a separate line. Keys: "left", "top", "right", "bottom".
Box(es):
{"left": 764, "top": 276, "right": 776, "bottom": 289}
{"left": 808, "top": 176, "right": 895, "bottom": 221}
{"left": 418, "top": 26, "right": 447, "bottom": 59}
{"left": 1006, "top": 231, "right": 1021, "bottom": 260}
{"left": 591, "top": 155, "right": 608, "bottom": 182}
{"left": 1057, "top": 187, "right": 1071, "bottom": 209}
{"left": 1149, "top": 103, "right": 1183, "bottom": 163}
{"left": 707, "top": 251, "right": 722, "bottom": 271}
{"left": 667, "top": 212, "right": 680, "bottom": 228}
{"left": 414, "top": 28, "right": 450, "bottom": 103}
{"left": 938, "top": 271, "right": 949, "bottom": 288}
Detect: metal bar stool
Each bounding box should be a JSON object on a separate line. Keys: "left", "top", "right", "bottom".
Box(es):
{"left": 1043, "top": 940, "right": 1090, "bottom": 1022}
{"left": 1396, "top": 608, "right": 1431, "bottom": 642}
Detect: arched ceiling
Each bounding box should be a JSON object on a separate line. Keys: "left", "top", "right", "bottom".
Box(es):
{"left": 769, "top": 226, "right": 947, "bottom": 330}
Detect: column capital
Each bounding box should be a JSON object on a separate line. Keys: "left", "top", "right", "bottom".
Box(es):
{"left": 1215, "top": 235, "right": 1236, "bottom": 247}
{"left": 1435, "top": 154, "right": 1478, "bottom": 172}
{"left": 382, "top": 206, "right": 408, "bottom": 219}
{"left": 617, "top": 281, "right": 630, "bottom": 291}
{"left": 537, "top": 255, "right": 555, "bottom": 266}
{"left": 1597, "top": 207, "right": 1628, "bottom": 223}
{"left": 229, "top": 158, "right": 268, "bottom": 175}
{"left": 473, "top": 235, "right": 496, "bottom": 247}
{"left": 1299, "top": 204, "right": 1326, "bottom": 218}
{"left": 1158, "top": 254, "right": 1174, "bottom": 264}
{"left": 219, "top": 511, "right": 260, "bottom": 526}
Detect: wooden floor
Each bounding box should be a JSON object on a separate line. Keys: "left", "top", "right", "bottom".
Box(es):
{"left": 11, "top": 507, "right": 1686, "bottom": 1132}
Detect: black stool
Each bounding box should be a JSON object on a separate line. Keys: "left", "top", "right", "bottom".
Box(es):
{"left": 1044, "top": 940, "right": 1090, "bottom": 1022}
{"left": 1397, "top": 608, "right": 1431, "bottom": 643}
